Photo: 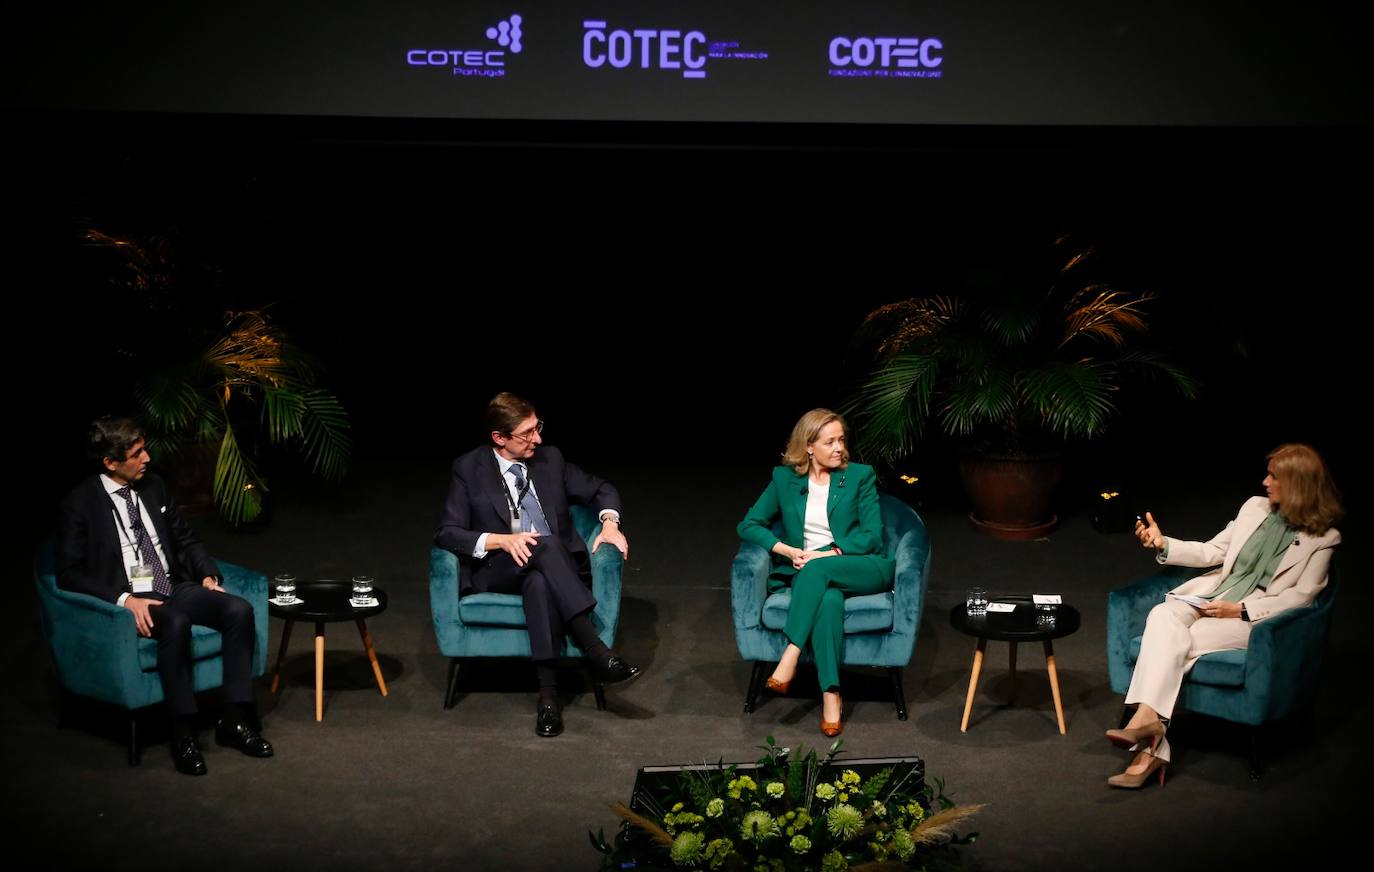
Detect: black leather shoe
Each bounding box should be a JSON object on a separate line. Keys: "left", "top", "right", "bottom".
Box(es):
{"left": 215, "top": 720, "right": 274, "bottom": 758}
{"left": 593, "top": 655, "right": 642, "bottom": 687}
{"left": 171, "top": 736, "right": 208, "bottom": 776}
{"left": 535, "top": 702, "right": 564, "bottom": 738}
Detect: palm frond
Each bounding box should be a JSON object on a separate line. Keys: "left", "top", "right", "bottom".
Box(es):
{"left": 854, "top": 296, "right": 960, "bottom": 358}
{"left": 939, "top": 370, "right": 1016, "bottom": 437}
{"left": 842, "top": 354, "right": 939, "bottom": 462}
{"left": 213, "top": 425, "right": 266, "bottom": 526}
{"left": 298, "top": 389, "right": 351, "bottom": 480}
{"left": 1059, "top": 288, "right": 1153, "bottom": 349}
{"left": 1020, "top": 363, "right": 1116, "bottom": 438}
{"left": 1114, "top": 349, "right": 1200, "bottom": 399}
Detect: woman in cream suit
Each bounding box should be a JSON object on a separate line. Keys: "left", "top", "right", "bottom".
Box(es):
{"left": 1108, "top": 443, "right": 1343, "bottom": 787}
{"left": 737, "top": 409, "right": 895, "bottom": 737}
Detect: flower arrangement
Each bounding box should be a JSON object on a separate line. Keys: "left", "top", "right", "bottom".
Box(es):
{"left": 591, "top": 737, "right": 982, "bottom": 871}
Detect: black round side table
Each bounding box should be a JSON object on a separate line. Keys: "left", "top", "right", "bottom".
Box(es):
{"left": 269, "top": 580, "right": 389, "bottom": 721}
{"left": 950, "top": 599, "right": 1081, "bottom": 734}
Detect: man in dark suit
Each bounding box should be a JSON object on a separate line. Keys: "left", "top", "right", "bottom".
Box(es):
{"left": 435, "top": 392, "right": 640, "bottom": 737}
{"left": 57, "top": 416, "right": 274, "bottom": 775}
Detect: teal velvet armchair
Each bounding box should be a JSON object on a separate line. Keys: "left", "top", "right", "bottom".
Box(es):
{"left": 731, "top": 493, "right": 931, "bottom": 719}
{"left": 32, "top": 540, "right": 269, "bottom": 764}
{"left": 430, "top": 505, "right": 624, "bottom": 709}
{"left": 1107, "top": 563, "right": 1339, "bottom": 779}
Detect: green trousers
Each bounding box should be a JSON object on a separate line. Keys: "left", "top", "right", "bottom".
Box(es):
{"left": 783, "top": 555, "right": 892, "bottom": 692}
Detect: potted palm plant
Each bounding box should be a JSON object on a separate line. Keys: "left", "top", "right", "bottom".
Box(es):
{"left": 844, "top": 236, "right": 1196, "bottom": 539}
{"left": 82, "top": 228, "right": 350, "bottom": 526}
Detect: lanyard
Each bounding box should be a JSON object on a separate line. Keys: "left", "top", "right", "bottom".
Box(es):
{"left": 502, "top": 465, "right": 533, "bottom": 520}
{"left": 107, "top": 491, "right": 159, "bottom": 567}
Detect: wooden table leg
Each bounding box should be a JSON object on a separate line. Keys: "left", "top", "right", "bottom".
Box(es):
{"left": 1044, "top": 639, "right": 1066, "bottom": 734}
{"left": 960, "top": 637, "right": 987, "bottom": 732}
{"left": 270, "top": 619, "right": 295, "bottom": 694}
{"left": 315, "top": 622, "right": 326, "bottom": 722}
{"left": 356, "top": 618, "right": 388, "bottom": 697}
{"left": 1008, "top": 641, "right": 1018, "bottom": 704}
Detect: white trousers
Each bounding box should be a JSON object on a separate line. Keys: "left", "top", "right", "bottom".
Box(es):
{"left": 1124, "top": 599, "right": 1252, "bottom": 762}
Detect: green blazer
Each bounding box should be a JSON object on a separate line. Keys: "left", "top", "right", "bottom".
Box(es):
{"left": 737, "top": 463, "right": 894, "bottom": 587}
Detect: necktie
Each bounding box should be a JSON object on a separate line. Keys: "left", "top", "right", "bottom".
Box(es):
{"left": 508, "top": 464, "right": 551, "bottom": 535}
{"left": 115, "top": 487, "right": 173, "bottom": 596}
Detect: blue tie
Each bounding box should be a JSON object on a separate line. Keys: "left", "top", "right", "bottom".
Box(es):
{"left": 509, "top": 463, "right": 551, "bottom": 535}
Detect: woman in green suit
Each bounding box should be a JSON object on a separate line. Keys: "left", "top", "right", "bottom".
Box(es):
{"left": 737, "top": 409, "right": 895, "bottom": 736}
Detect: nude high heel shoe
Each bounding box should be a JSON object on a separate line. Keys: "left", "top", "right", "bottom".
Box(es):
{"left": 1106, "top": 754, "right": 1167, "bottom": 789}
{"left": 1105, "top": 719, "right": 1165, "bottom": 751}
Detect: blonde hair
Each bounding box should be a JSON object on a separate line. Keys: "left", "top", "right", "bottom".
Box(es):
{"left": 1268, "top": 443, "right": 1343, "bottom": 534}
{"left": 781, "top": 409, "right": 850, "bottom": 475}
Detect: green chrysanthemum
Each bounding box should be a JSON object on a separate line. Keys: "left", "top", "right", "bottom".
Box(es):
{"left": 766, "top": 781, "right": 786, "bottom": 799}
{"left": 841, "top": 769, "right": 862, "bottom": 787}
{"left": 740, "top": 810, "right": 779, "bottom": 844}
{"left": 789, "top": 835, "right": 812, "bottom": 854}
{"left": 728, "top": 776, "right": 758, "bottom": 799}
{"left": 827, "top": 803, "right": 864, "bottom": 840}
{"left": 704, "top": 837, "right": 735, "bottom": 870}
{"left": 891, "top": 827, "right": 916, "bottom": 862}
{"left": 706, "top": 798, "right": 725, "bottom": 819}
{"left": 670, "top": 831, "right": 705, "bottom": 866}
{"left": 820, "top": 850, "right": 848, "bottom": 872}
{"left": 814, "top": 783, "right": 837, "bottom": 801}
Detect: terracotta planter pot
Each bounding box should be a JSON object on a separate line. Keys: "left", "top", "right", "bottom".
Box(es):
{"left": 958, "top": 452, "right": 1064, "bottom": 540}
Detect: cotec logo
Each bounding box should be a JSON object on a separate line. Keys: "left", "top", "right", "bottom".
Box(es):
{"left": 828, "top": 35, "right": 943, "bottom": 76}
{"left": 406, "top": 13, "right": 523, "bottom": 78}
{"left": 582, "top": 21, "right": 709, "bottom": 79}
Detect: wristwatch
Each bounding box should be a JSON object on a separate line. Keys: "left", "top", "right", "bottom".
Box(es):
{"left": 1240, "top": 604, "right": 1250, "bottom": 622}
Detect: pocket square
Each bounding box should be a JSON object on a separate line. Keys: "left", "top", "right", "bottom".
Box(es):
{"left": 160, "top": 506, "right": 167, "bottom": 513}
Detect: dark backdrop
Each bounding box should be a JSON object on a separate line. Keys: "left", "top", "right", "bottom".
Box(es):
{"left": 14, "top": 117, "right": 1370, "bottom": 541}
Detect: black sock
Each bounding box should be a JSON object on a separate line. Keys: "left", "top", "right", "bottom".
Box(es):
{"left": 171, "top": 716, "right": 195, "bottom": 744}
{"left": 220, "top": 702, "right": 248, "bottom": 729}
{"left": 535, "top": 661, "right": 558, "bottom": 706}
{"left": 567, "top": 613, "right": 610, "bottom": 665}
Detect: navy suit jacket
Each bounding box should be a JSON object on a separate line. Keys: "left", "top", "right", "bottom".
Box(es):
{"left": 434, "top": 445, "right": 620, "bottom": 595}
{"left": 57, "top": 473, "right": 220, "bottom": 604}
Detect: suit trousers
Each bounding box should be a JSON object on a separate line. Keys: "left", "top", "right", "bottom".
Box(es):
{"left": 783, "top": 555, "right": 892, "bottom": 692}
{"left": 479, "top": 538, "right": 597, "bottom": 661}
{"left": 146, "top": 584, "right": 257, "bottom": 717}
{"left": 1124, "top": 598, "right": 1252, "bottom": 761}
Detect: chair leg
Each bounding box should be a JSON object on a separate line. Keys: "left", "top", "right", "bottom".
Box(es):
{"left": 1249, "top": 725, "right": 1264, "bottom": 782}
{"left": 745, "top": 662, "right": 768, "bottom": 714}
{"left": 127, "top": 713, "right": 141, "bottom": 766}
{"left": 592, "top": 680, "right": 608, "bottom": 712}
{"left": 444, "top": 659, "right": 462, "bottom": 710}
{"left": 1118, "top": 704, "right": 1134, "bottom": 730}
{"left": 888, "top": 667, "right": 909, "bottom": 721}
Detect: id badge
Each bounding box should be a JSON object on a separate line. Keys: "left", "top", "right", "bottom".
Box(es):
{"left": 510, "top": 512, "right": 522, "bottom": 534}
{"left": 130, "top": 564, "right": 155, "bottom": 594}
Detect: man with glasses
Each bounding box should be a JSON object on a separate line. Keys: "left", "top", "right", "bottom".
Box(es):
{"left": 435, "top": 392, "right": 639, "bottom": 737}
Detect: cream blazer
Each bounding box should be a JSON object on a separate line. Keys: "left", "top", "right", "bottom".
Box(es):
{"left": 1160, "top": 496, "right": 1340, "bottom": 623}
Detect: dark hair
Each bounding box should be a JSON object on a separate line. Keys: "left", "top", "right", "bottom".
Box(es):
{"left": 484, "top": 392, "right": 536, "bottom": 440}
{"left": 87, "top": 416, "right": 145, "bottom": 472}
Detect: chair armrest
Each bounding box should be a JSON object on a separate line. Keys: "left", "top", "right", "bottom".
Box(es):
{"left": 1106, "top": 567, "right": 1197, "bottom": 693}
{"left": 219, "top": 561, "right": 269, "bottom": 675}
{"left": 429, "top": 547, "right": 462, "bottom": 637}
{"left": 35, "top": 578, "right": 144, "bottom": 704}
{"left": 731, "top": 542, "right": 771, "bottom": 632}
{"left": 888, "top": 527, "right": 930, "bottom": 640}
{"left": 1244, "top": 599, "right": 1334, "bottom": 719}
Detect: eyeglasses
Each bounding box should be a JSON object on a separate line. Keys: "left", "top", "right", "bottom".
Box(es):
{"left": 508, "top": 420, "right": 545, "bottom": 442}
